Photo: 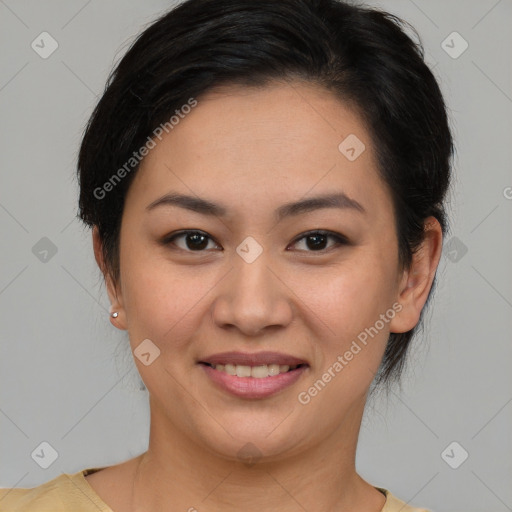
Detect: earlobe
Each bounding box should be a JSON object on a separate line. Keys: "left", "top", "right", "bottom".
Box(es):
{"left": 92, "top": 226, "right": 127, "bottom": 331}
{"left": 389, "top": 217, "right": 443, "bottom": 334}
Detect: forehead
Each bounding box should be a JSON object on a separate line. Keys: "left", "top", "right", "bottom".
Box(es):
{"left": 126, "top": 81, "right": 392, "bottom": 224}
{"left": 163, "top": 81, "right": 371, "bottom": 169}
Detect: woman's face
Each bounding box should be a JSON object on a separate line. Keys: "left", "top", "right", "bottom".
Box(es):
{"left": 99, "top": 81, "right": 418, "bottom": 461}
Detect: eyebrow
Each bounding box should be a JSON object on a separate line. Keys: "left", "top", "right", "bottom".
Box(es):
{"left": 145, "top": 191, "right": 366, "bottom": 221}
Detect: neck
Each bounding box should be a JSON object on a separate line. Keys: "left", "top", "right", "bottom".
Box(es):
{"left": 128, "top": 397, "right": 386, "bottom": 512}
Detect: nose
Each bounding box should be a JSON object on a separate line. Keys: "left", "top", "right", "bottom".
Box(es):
{"left": 210, "top": 247, "right": 294, "bottom": 337}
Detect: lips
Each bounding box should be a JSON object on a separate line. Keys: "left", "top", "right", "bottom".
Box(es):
{"left": 198, "top": 351, "right": 308, "bottom": 367}
{"left": 197, "top": 351, "right": 309, "bottom": 399}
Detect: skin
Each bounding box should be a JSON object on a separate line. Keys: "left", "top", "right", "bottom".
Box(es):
{"left": 89, "top": 80, "right": 442, "bottom": 512}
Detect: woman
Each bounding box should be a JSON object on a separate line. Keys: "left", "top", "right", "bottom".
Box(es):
{"left": 0, "top": 0, "right": 453, "bottom": 510}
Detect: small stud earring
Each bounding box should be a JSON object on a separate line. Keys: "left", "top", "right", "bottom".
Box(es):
{"left": 111, "top": 312, "right": 118, "bottom": 318}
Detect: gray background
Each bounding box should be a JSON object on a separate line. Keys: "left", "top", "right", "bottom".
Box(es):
{"left": 1, "top": 1, "right": 511, "bottom": 511}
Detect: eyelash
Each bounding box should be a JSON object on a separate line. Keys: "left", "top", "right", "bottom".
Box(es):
{"left": 162, "top": 229, "right": 349, "bottom": 254}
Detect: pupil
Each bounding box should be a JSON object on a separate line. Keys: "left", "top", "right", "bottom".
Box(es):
{"left": 187, "top": 233, "right": 208, "bottom": 250}
{"left": 307, "top": 234, "right": 327, "bottom": 250}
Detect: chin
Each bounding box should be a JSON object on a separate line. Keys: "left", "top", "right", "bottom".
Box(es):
{"left": 202, "top": 434, "right": 298, "bottom": 465}
{"left": 188, "top": 408, "right": 309, "bottom": 464}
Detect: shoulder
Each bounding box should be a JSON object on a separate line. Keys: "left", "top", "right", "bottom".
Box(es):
{"left": 378, "top": 488, "right": 431, "bottom": 512}
{"left": 0, "top": 468, "right": 112, "bottom": 512}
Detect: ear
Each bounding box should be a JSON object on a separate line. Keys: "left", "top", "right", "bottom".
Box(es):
{"left": 389, "top": 216, "right": 443, "bottom": 334}
{"left": 92, "top": 226, "right": 127, "bottom": 330}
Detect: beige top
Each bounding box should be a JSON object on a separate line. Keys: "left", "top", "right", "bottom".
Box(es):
{"left": 0, "top": 467, "right": 430, "bottom": 511}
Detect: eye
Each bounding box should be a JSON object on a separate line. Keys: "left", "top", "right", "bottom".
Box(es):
{"left": 162, "top": 229, "right": 348, "bottom": 253}
{"left": 288, "top": 230, "right": 348, "bottom": 252}
{"left": 163, "top": 230, "right": 220, "bottom": 252}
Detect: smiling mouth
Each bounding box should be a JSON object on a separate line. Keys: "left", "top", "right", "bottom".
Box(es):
{"left": 199, "top": 362, "right": 307, "bottom": 378}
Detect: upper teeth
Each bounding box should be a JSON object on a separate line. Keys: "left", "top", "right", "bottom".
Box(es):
{"left": 211, "top": 363, "right": 299, "bottom": 378}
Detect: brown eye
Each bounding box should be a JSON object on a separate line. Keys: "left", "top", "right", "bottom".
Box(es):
{"left": 163, "top": 229, "right": 348, "bottom": 254}
{"left": 164, "top": 230, "right": 220, "bottom": 252}
{"left": 289, "top": 230, "right": 348, "bottom": 252}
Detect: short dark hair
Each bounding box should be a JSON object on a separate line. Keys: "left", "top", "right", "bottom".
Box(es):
{"left": 76, "top": 0, "right": 454, "bottom": 387}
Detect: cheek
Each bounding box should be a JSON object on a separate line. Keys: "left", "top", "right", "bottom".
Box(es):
{"left": 305, "top": 258, "right": 395, "bottom": 338}
{"left": 297, "top": 266, "right": 394, "bottom": 409}
{"left": 119, "top": 246, "right": 194, "bottom": 342}
{"left": 301, "top": 256, "right": 397, "bottom": 389}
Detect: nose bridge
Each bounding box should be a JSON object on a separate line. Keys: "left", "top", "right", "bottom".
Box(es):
{"left": 212, "top": 238, "right": 292, "bottom": 335}
{"left": 234, "top": 242, "right": 273, "bottom": 297}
